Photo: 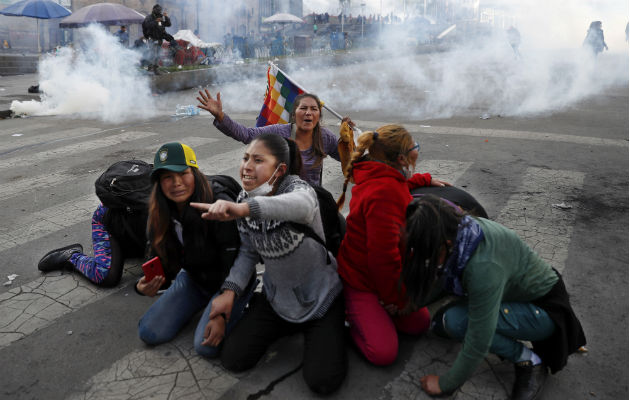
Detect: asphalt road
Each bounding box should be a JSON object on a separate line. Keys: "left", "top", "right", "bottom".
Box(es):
{"left": 0, "top": 59, "right": 627, "bottom": 400}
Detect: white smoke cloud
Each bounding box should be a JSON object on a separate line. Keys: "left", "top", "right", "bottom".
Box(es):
{"left": 11, "top": 24, "right": 156, "bottom": 122}
{"left": 203, "top": 0, "right": 628, "bottom": 122}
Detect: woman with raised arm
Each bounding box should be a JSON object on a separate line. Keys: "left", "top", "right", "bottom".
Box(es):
{"left": 197, "top": 90, "right": 349, "bottom": 186}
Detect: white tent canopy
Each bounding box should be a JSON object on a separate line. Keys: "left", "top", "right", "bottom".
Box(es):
{"left": 263, "top": 13, "right": 304, "bottom": 24}
{"left": 173, "top": 30, "right": 221, "bottom": 48}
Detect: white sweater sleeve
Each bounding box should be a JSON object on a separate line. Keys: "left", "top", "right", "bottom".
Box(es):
{"left": 246, "top": 185, "right": 318, "bottom": 225}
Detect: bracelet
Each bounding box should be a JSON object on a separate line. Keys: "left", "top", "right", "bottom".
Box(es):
{"left": 219, "top": 313, "right": 228, "bottom": 321}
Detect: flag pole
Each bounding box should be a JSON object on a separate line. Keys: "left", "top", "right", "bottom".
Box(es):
{"left": 268, "top": 61, "right": 345, "bottom": 121}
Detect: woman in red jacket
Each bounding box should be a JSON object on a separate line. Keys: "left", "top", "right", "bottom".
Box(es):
{"left": 336, "top": 124, "right": 450, "bottom": 366}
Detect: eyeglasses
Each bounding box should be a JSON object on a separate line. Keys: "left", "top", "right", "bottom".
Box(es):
{"left": 407, "top": 142, "right": 420, "bottom": 154}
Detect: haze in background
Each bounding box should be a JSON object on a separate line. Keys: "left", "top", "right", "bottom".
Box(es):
{"left": 11, "top": 25, "right": 156, "bottom": 122}
{"left": 209, "top": 0, "right": 628, "bottom": 122}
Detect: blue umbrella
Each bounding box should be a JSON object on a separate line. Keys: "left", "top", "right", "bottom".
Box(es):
{"left": 0, "top": 0, "right": 72, "bottom": 52}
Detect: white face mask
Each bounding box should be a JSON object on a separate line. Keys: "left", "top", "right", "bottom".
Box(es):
{"left": 402, "top": 164, "right": 415, "bottom": 179}
{"left": 245, "top": 163, "right": 284, "bottom": 198}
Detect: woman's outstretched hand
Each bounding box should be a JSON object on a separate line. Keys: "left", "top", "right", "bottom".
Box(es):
{"left": 420, "top": 375, "right": 442, "bottom": 396}
{"left": 197, "top": 89, "right": 224, "bottom": 122}
{"left": 191, "top": 200, "right": 250, "bottom": 221}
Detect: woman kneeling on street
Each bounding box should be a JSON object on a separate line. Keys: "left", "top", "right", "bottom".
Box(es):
{"left": 137, "top": 142, "right": 254, "bottom": 358}
{"left": 191, "top": 133, "right": 347, "bottom": 394}
{"left": 402, "top": 195, "right": 586, "bottom": 400}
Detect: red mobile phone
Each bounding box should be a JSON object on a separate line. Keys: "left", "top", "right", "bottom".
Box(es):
{"left": 142, "top": 256, "right": 165, "bottom": 282}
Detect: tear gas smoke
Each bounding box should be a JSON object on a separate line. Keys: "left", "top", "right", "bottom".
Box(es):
{"left": 201, "top": 0, "right": 628, "bottom": 122}
{"left": 11, "top": 25, "right": 156, "bottom": 123}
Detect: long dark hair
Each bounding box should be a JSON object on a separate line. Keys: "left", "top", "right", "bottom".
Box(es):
{"left": 290, "top": 93, "right": 326, "bottom": 168}
{"left": 250, "top": 133, "right": 303, "bottom": 185}
{"left": 401, "top": 195, "right": 462, "bottom": 306}
{"left": 148, "top": 167, "right": 212, "bottom": 272}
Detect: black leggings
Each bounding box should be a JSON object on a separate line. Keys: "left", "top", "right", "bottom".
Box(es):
{"left": 221, "top": 292, "right": 347, "bottom": 395}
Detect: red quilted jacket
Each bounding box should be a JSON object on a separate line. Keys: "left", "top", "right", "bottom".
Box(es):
{"left": 337, "top": 161, "right": 431, "bottom": 308}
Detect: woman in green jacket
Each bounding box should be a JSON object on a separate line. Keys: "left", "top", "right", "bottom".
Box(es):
{"left": 401, "top": 195, "right": 585, "bottom": 400}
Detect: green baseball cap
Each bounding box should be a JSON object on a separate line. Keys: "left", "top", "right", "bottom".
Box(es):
{"left": 151, "top": 142, "right": 198, "bottom": 180}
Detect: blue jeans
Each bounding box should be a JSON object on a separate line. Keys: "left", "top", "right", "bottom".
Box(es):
{"left": 435, "top": 301, "right": 556, "bottom": 362}
{"left": 138, "top": 270, "right": 256, "bottom": 358}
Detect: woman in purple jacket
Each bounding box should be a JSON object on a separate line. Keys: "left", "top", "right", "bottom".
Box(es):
{"left": 197, "top": 90, "right": 344, "bottom": 186}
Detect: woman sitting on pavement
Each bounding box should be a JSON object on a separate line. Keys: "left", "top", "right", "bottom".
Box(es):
{"left": 197, "top": 90, "right": 348, "bottom": 187}
{"left": 335, "top": 124, "right": 450, "bottom": 366}
{"left": 136, "top": 142, "right": 253, "bottom": 358}
{"left": 190, "top": 133, "right": 347, "bottom": 394}
{"left": 402, "top": 195, "right": 586, "bottom": 400}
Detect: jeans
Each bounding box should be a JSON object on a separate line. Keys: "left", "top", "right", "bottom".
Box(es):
{"left": 435, "top": 301, "right": 556, "bottom": 362}
{"left": 221, "top": 292, "right": 347, "bottom": 395}
{"left": 138, "top": 270, "right": 256, "bottom": 358}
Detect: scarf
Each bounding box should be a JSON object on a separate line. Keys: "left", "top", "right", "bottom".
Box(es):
{"left": 442, "top": 216, "right": 485, "bottom": 296}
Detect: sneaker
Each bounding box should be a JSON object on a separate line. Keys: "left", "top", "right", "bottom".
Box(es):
{"left": 37, "top": 243, "right": 83, "bottom": 272}
{"left": 512, "top": 360, "right": 548, "bottom": 400}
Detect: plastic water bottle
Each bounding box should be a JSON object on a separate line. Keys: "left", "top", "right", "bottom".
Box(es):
{"left": 175, "top": 104, "right": 199, "bottom": 116}
{"left": 187, "top": 105, "right": 199, "bottom": 116}
{"left": 175, "top": 104, "right": 188, "bottom": 116}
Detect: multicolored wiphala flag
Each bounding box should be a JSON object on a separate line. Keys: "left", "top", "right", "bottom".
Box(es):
{"left": 256, "top": 64, "right": 305, "bottom": 127}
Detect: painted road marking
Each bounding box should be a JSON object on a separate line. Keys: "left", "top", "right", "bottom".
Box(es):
{"left": 0, "top": 137, "right": 218, "bottom": 202}
{"left": 496, "top": 167, "right": 585, "bottom": 274}
{"left": 0, "top": 127, "right": 102, "bottom": 154}
{"left": 0, "top": 131, "right": 157, "bottom": 170}
{"left": 0, "top": 262, "right": 142, "bottom": 349}
{"left": 66, "top": 335, "right": 239, "bottom": 400}
{"left": 384, "top": 166, "right": 585, "bottom": 399}
{"left": 0, "top": 194, "right": 98, "bottom": 252}
{"left": 0, "top": 123, "right": 49, "bottom": 137}
{"left": 0, "top": 146, "right": 247, "bottom": 254}
{"left": 416, "top": 125, "right": 628, "bottom": 148}
{"left": 142, "top": 136, "right": 219, "bottom": 152}
{"left": 219, "top": 113, "right": 627, "bottom": 148}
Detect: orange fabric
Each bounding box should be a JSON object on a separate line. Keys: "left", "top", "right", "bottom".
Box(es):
{"left": 337, "top": 121, "right": 355, "bottom": 178}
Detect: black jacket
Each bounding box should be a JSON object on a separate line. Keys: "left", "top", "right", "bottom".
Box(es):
{"left": 150, "top": 183, "right": 240, "bottom": 291}
{"left": 142, "top": 12, "right": 173, "bottom": 42}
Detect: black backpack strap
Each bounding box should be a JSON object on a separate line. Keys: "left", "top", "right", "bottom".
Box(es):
{"left": 288, "top": 222, "right": 331, "bottom": 264}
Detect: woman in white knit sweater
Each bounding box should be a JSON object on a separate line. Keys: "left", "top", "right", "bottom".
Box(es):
{"left": 191, "top": 133, "right": 346, "bottom": 395}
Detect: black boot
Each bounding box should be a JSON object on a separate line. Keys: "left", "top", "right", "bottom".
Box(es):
{"left": 512, "top": 360, "right": 547, "bottom": 400}
{"left": 38, "top": 243, "right": 83, "bottom": 272}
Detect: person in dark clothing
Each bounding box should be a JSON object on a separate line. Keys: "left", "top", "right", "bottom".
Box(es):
{"left": 136, "top": 142, "right": 252, "bottom": 358}
{"left": 583, "top": 21, "right": 608, "bottom": 56}
{"left": 142, "top": 4, "right": 176, "bottom": 74}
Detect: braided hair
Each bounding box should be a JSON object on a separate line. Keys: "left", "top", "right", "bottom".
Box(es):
{"left": 336, "top": 124, "right": 415, "bottom": 209}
